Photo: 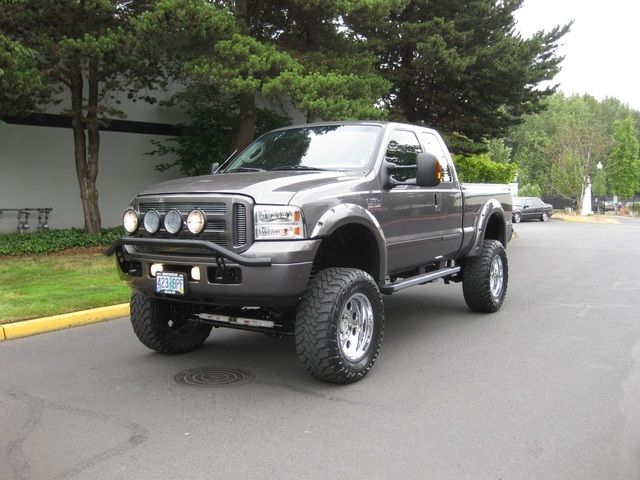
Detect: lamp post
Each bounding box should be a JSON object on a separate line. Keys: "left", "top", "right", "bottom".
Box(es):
{"left": 596, "top": 161, "right": 603, "bottom": 214}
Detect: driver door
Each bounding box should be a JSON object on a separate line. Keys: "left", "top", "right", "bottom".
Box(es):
{"left": 378, "top": 129, "right": 442, "bottom": 273}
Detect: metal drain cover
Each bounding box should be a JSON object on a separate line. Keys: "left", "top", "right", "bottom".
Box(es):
{"left": 174, "top": 366, "right": 255, "bottom": 387}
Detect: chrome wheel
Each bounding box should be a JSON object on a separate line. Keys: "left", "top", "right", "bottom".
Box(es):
{"left": 489, "top": 255, "right": 504, "bottom": 298}
{"left": 462, "top": 240, "right": 509, "bottom": 313}
{"left": 295, "top": 268, "right": 385, "bottom": 383}
{"left": 339, "top": 293, "right": 374, "bottom": 362}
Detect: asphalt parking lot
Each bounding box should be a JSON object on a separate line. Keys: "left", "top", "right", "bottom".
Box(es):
{"left": 2, "top": 217, "right": 640, "bottom": 479}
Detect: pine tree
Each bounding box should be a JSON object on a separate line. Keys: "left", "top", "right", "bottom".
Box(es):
{"left": 346, "top": 0, "right": 571, "bottom": 152}
{"left": 0, "top": 36, "right": 48, "bottom": 123}
{"left": 0, "top": 0, "right": 218, "bottom": 233}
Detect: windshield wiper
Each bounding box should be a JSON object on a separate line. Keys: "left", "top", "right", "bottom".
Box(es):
{"left": 226, "top": 167, "right": 266, "bottom": 173}
{"left": 272, "top": 165, "right": 325, "bottom": 171}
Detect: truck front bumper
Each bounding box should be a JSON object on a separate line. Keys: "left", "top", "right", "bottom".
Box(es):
{"left": 105, "top": 237, "right": 320, "bottom": 307}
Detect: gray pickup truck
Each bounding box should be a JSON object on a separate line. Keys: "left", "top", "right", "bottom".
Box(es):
{"left": 106, "top": 121, "right": 513, "bottom": 383}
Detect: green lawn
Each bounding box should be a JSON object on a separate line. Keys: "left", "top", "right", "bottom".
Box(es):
{"left": 0, "top": 250, "right": 130, "bottom": 324}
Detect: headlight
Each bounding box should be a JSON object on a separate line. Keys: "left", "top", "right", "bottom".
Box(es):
{"left": 143, "top": 210, "right": 161, "bottom": 234}
{"left": 254, "top": 206, "right": 304, "bottom": 240}
{"left": 164, "top": 209, "right": 183, "bottom": 234}
{"left": 186, "top": 209, "right": 207, "bottom": 234}
{"left": 123, "top": 209, "right": 139, "bottom": 234}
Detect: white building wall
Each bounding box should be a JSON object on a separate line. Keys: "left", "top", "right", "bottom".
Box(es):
{"left": 0, "top": 124, "right": 184, "bottom": 233}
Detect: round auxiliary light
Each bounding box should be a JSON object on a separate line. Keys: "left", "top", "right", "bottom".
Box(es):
{"left": 123, "top": 209, "right": 139, "bottom": 234}
{"left": 143, "top": 210, "right": 161, "bottom": 234}
{"left": 150, "top": 263, "right": 164, "bottom": 277}
{"left": 186, "top": 209, "right": 207, "bottom": 234}
{"left": 191, "top": 266, "right": 201, "bottom": 281}
{"left": 164, "top": 209, "right": 183, "bottom": 234}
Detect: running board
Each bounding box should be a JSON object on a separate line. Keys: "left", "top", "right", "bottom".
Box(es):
{"left": 379, "top": 266, "right": 461, "bottom": 295}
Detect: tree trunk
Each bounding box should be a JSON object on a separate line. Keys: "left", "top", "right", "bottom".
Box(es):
{"left": 232, "top": 91, "right": 256, "bottom": 154}
{"left": 230, "top": 0, "right": 257, "bottom": 154}
{"left": 70, "top": 66, "right": 102, "bottom": 234}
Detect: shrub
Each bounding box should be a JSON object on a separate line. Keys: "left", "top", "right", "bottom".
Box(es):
{"left": 0, "top": 227, "right": 124, "bottom": 256}
{"left": 454, "top": 153, "right": 517, "bottom": 184}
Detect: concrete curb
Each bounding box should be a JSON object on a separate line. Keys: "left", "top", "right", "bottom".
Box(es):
{"left": 0, "top": 303, "right": 129, "bottom": 341}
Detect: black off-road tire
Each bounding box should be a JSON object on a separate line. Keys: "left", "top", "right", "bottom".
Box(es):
{"left": 295, "top": 268, "right": 384, "bottom": 384}
{"left": 130, "top": 293, "right": 212, "bottom": 354}
{"left": 462, "top": 240, "right": 508, "bottom": 313}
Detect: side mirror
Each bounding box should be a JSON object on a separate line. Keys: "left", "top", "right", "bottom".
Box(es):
{"left": 416, "top": 153, "right": 441, "bottom": 187}
{"left": 210, "top": 162, "right": 220, "bottom": 174}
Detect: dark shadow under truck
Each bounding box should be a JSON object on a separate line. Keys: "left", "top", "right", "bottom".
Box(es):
{"left": 105, "top": 121, "right": 513, "bottom": 384}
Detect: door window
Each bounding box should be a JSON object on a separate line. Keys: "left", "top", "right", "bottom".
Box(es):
{"left": 422, "top": 132, "right": 452, "bottom": 183}
{"left": 385, "top": 130, "right": 422, "bottom": 182}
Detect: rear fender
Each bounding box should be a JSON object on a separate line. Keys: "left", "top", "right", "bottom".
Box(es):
{"left": 469, "top": 199, "right": 509, "bottom": 257}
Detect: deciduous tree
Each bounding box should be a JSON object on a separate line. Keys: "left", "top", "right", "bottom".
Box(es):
{"left": 608, "top": 117, "right": 640, "bottom": 199}
{"left": 506, "top": 93, "right": 638, "bottom": 205}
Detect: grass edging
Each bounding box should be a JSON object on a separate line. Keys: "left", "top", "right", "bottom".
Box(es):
{"left": 552, "top": 212, "right": 620, "bottom": 224}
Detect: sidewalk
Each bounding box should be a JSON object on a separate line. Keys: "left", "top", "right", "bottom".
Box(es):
{"left": 0, "top": 303, "right": 129, "bottom": 341}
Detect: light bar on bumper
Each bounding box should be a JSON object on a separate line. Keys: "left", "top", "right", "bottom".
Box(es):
{"left": 103, "top": 237, "right": 272, "bottom": 266}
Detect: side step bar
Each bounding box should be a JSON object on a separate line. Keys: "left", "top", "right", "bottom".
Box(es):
{"left": 379, "top": 266, "right": 461, "bottom": 295}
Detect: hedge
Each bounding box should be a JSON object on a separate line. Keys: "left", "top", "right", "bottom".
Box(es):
{"left": 0, "top": 227, "right": 124, "bottom": 256}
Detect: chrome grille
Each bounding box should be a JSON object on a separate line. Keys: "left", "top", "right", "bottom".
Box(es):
{"left": 136, "top": 197, "right": 251, "bottom": 253}
{"left": 235, "top": 204, "right": 247, "bottom": 246}
{"left": 139, "top": 203, "right": 226, "bottom": 216}
{"left": 208, "top": 235, "right": 227, "bottom": 247}
{"left": 207, "top": 220, "right": 226, "bottom": 233}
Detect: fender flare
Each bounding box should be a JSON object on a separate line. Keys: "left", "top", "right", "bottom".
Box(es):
{"left": 469, "top": 199, "right": 509, "bottom": 257}
{"left": 309, "top": 203, "right": 387, "bottom": 281}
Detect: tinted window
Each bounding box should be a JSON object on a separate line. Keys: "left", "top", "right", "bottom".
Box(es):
{"left": 385, "top": 130, "right": 422, "bottom": 182}
{"left": 226, "top": 125, "right": 381, "bottom": 172}
{"left": 422, "top": 132, "right": 452, "bottom": 182}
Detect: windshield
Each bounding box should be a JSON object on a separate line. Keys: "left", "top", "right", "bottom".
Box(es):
{"left": 224, "top": 125, "right": 382, "bottom": 173}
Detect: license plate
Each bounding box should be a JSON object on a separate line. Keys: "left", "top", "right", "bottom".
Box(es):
{"left": 156, "top": 272, "right": 186, "bottom": 295}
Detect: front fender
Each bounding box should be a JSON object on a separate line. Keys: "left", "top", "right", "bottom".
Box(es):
{"left": 309, "top": 203, "right": 388, "bottom": 281}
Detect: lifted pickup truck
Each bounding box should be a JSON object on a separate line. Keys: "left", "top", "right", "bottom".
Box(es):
{"left": 106, "top": 121, "right": 512, "bottom": 383}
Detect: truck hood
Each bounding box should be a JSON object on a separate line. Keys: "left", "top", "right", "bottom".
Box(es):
{"left": 137, "top": 171, "right": 357, "bottom": 205}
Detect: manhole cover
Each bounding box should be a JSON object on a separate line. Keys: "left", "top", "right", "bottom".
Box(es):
{"left": 174, "top": 366, "right": 255, "bottom": 387}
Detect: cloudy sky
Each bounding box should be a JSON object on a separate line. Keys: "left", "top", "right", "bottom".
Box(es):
{"left": 514, "top": 0, "right": 640, "bottom": 111}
